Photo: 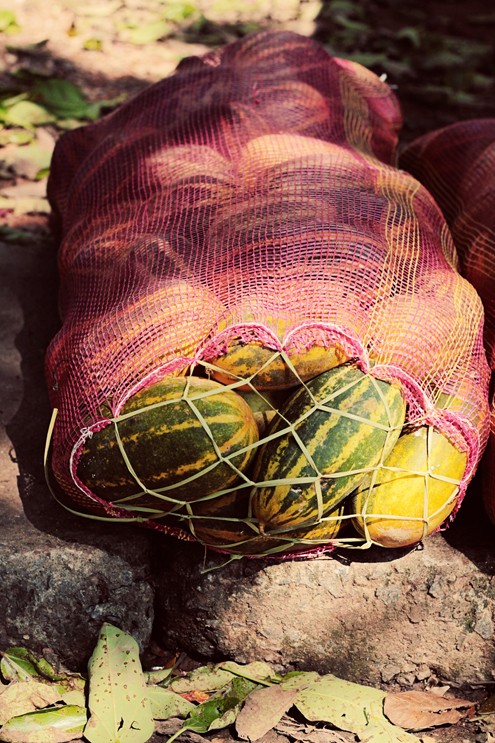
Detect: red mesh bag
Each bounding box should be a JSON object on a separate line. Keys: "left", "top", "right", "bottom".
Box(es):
{"left": 401, "top": 119, "right": 495, "bottom": 521}
{"left": 46, "top": 31, "right": 491, "bottom": 557}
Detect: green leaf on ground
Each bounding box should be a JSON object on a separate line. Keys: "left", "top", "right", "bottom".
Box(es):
{"left": 0, "top": 129, "right": 34, "bottom": 146}
{"left": 161, "top": 1, "right": 197, "bottom": 23}
{"left": 147, "top": 687, "right": 195, "bottom": 720}
{"left": 169, "top": 665, "right": 236, "bottom": 694}
{"left": 143, "top": 667, "right": 173, "bottom": 686}
{"left": 396, "top": 26, "right": 422, "bottom": 48}
{"left": 33, "top": 79, "right": 90, "bottom": 119}
{"left": 83, "top": 623, "right": 154, "bottom": 743}
{"left": 279, "top": 672, "right": 321, "bottom": 691}
{"left": 32, "top": 79, "right": 124, "bottom": 121}
{"left": 0, "top": 226, "right": 45, "bottom": 245}
{"left": 294, "top": 674, "right": 421, "bottom": 742}
{"left": 1, "top": 648, "right": 40, "bottom": 682}
{"left": 220, "top": 662, "right": 276, "bottom": 684}
{"left": 170, "top": 661, "right": 275, "bottom": 695}
{"left": 0, "top": 100, "right": 55, "bottom": 129}
{"left": 0, "top": 704, "right": 87, "bottom": 742}
{"left": 168, "top": 676, "right": 259, "bottom": 743}
{"left": 117, "top": 19, "right": 170, "bottom": 45}
{"left": 0, "top": 9, "right": 20, "bottom": 34}
{"left": 0, "top": 648, "right": 85, "bottom": 693}
{"left": 82, "top": 38, "right": 103, "bottom": 51}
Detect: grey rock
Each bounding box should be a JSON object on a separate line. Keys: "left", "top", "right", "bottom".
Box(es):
{"left": 0, "top": 520, "right": 155, "bottom": 668}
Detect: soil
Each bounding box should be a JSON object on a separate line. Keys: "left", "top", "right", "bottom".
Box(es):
{"left": 1, "top": 1, "right": 495, "bottom": 741}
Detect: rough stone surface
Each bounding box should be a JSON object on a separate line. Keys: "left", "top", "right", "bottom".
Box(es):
{"left": 0, "top": 523, "right": 155, "bottom": 668}
{"left": 154, "top": 493, "right": 495, "bottom": 687}
{"left": 0, "top": 236, "right": 155, "bottom": 669}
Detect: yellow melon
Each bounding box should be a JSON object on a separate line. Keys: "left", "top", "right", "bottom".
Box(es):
{"left": 351, "top": 426, "right": 468, "bottom": 548}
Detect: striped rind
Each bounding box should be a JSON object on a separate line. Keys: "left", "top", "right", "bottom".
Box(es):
{"left": 211, "top": 342, "right": 349, "bottom": 390}
{"left": 252, "top": 363, "right": 406, "bottom": 532}
{"left": 77, "top": 376, "right": 259, "bottom": 507}
{"left": 181, "top": 489, "right": 344, "bottom": 555}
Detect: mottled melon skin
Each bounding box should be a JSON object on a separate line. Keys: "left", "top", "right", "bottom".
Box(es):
{"left": 176, "top": 487, "right": 345, "bottom": 555}
{"left": 351, "top": 425, "right": 468, "bottom": 547}
{"left": 251, "top": 364, "right": 407, "bottom": 534}
{"left": 210, "top": 341, "right": 350, "bottom": 390}
{"left": 77, "top": 376, "right": 259, "bottom": 511}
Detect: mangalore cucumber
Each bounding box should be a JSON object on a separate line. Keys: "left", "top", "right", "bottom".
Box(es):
{"left": 210, "top": 341, "right": 349, "bottom": 390}
{"left": 77, "top": 376, "right": 259, "bottom": 510}
{"left": 351, "top": 425, "right": 468, "bottom": 547}
{"left": 251, "top": 363, "right": 406, "bottom": 533}
{"left": 181, "top": 488, "right": 345, "bottom": 555}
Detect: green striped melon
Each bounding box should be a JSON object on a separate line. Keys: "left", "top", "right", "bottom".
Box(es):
{"left": 210, "top": 341, "right": 350, "bottom": 390}
{"left": 251, "top": 364, "right": 406, "bottom": 534}
{"left": 77, "top": 376, "right": 259, "bottom": 511}
{"left": 179, "top": 488, "right": 345, "bottom": 555}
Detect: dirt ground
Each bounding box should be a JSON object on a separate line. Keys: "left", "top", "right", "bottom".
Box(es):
{"left": 1, "top": 1, "right": 495, "bottom": 741}
{"left": 3, "top": 0, "right": 495, "bottom": 143}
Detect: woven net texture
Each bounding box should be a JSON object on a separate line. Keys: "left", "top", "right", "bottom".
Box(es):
{"left": 401, "top": 119, "right": 495, "bottom": 514}
{"left": 46, "top": 31, "right": 491, "bottom": 555}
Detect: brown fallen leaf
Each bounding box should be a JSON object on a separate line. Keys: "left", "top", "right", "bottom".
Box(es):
{"left": 478, "top": 689, "right": 495, "bottom": 717}
{"left": 236, "top": 687, "right": 298, "bottom": 741}
{"left": 255, "top": 729, "right": 291, "bottom": 743}
{"left": 384, "top": 690, "right": 474, "bottom": 731}
{"left": 275, "top": 715, "right": 355, "bottom": 743}
{"left": 0, "top": 178, "right": 48, "bottom": 199}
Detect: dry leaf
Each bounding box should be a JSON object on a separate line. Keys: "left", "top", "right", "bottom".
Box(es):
{"left": 236, "top": 687, "right": 298, "bottom": 741}
{"left": 478, "top": 689, "right": 495, "bottom": 716}
{"left": 255, "top": 730, "right": 291, "bottom": 743}
{"left": 0, "top": 178, "right": 48, "bottom": 199}
{"left": 275, "top": 716, "right": 355, "bottom": 743}
{"left": 427, "top": 685, "right": 451, "bottom": 697}
{"left": 0, "top": 177, "right": 49, "bottom": 214}
{"left": 0, "top": 680, "right": 62, "bottom": 725}
{"left": 178, "top": 690, "right": 211, "bottom": 703}
{"left": 384, "top": 690, "right": 474, "bottom": 730}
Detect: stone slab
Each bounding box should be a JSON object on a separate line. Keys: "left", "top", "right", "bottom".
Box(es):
{"left": 0, "top": 235, "right": 155, "bottom": 668}
{"left": 154, "top": 491, "right": 495, "bottom": 687}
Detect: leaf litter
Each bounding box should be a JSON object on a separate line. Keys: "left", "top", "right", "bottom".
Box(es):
{"left": 383, "top": 690, "right": 474, "bottom": 730}
{"left": 0, "top": 624, "right": 484, "bottom": 743}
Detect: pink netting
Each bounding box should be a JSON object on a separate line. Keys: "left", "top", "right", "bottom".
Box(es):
{"left": 46, "top": 31, "right": 490, "bottom": 544}
{"left": 401, "top": 119, "right": 495, "bottom": 518}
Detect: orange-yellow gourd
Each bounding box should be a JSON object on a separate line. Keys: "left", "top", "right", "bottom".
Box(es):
{"left": 351, "top": 425, "right": 468, "bottom": 547}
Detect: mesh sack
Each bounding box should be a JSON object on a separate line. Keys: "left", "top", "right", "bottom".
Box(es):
{"left": 45, "top": 31, "right": 491, "bottom": 557}
{"left": 401, "top": 119, "right": 495, "bottom": 521}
